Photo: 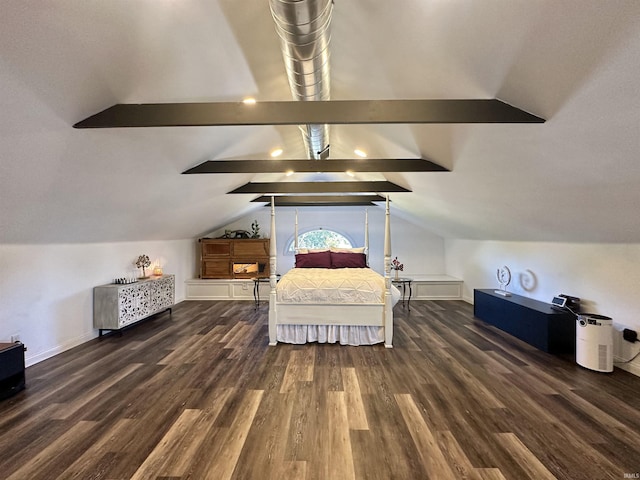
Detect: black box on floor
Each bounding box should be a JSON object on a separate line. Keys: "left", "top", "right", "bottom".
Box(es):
{"left": 0, "top": 342, "right": 26, "bottom": 400}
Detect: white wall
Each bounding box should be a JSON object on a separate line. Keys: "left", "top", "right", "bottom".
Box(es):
{"left": 206, "top": 205, "right": 446, "bottom": 276}
{"left": 445, "top": 239, "right": 640, "bottom": 376}
{"left": 0, "top": 206, "right": 444, "bottom": 369}
{"left": 0, "top": 240, "right": 194, "bottom": 366}
{"left": 6, "top": 225, "right": 638, "bottom": 378}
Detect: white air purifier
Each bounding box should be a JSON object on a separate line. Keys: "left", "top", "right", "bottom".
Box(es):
{"left": 576, "top": 314, "right": 613, "bottom": 372}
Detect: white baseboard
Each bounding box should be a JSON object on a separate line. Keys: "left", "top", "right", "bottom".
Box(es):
{"left": 25, "top": 331, "right": 96, "bottom": 367}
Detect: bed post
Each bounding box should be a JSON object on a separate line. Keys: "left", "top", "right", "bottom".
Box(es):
{"left": 364, "top": 209, "right": 369, "bottom": 256}
{"left": 268, "top": 196, "right": 277, "bottom": 346}
{"left": 383, "top": 196, "right": 393, "bottom": 348}
{"left": 294, "top": 209, "right": 298, "bottom": 253}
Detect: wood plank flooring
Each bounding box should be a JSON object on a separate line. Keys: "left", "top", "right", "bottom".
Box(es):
{"left": 1, "top": 300, "right": 639, "bottom": 480}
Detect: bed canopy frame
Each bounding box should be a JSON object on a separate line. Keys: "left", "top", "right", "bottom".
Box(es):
{"left": 267, "top": 196, "right": 394, "bottom": 347}
{"left": 292, "top": 205, "right": 371, "bottom": 255}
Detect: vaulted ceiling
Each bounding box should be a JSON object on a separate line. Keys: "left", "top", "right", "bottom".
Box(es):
{"left": 1, "top": 1, "right": 639, "bottom": 244}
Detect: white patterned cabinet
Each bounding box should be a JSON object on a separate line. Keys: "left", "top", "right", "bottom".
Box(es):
{"left": 94, "top": 275, "right": 174, "bottom": 336}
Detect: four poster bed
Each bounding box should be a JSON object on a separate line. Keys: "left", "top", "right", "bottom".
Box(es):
{"left": 267, "top": 197, "right": 400, "bottom": 348}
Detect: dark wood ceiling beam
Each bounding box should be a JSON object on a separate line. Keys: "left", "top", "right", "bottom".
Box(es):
{"left": 74, "top": 99, "right": 544, "bottom": 128}
{"left": 252, "top": 195, "right": 387, "bottom": 206}
{"left": 228, "top": 181, "right": 410, "bottom": 194}
{"left": 183, "top": 158, "right": 448, "bottom": 174}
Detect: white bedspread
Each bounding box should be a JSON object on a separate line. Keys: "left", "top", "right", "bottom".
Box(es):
{"left": 277, "top": 268, "right": 400, "bottom": 304}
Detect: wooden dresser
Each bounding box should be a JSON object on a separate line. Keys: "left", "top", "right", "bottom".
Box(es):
{"left": 199, "top": 238, "right": 270, "bottom": 279}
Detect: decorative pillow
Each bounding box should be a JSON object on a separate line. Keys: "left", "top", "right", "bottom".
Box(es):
{"left": 329, "top": 246, "right": 366, "bottom": 253}
{"left": 296, "top": 248, "right": 329, "bottom": 254}
{"left": 330, "top": 252, "right": 368, "bottom": 268}
{"left": 295, "top": 250, "right": 332, "bottom": 268}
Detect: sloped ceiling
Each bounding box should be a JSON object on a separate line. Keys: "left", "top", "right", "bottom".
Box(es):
{"left": 1, "top": 1, "right": 639, "bottom": 244}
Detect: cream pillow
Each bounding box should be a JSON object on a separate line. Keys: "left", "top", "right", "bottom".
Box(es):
{"left": 330, "top": 246, "right": 366, "bottom": 253}
{"left": 296, "top": 248, "right": 329, "bottom": 254}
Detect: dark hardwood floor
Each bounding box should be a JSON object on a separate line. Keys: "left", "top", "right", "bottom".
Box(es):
{"left": 1, "top": 300, "right": 639, "bottom": 480}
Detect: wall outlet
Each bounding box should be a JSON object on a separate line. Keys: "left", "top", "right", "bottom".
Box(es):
{"left": 10, "top": 334, "right": 20, "bottom": 343}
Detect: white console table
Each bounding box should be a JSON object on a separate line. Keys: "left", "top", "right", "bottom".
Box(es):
{"left": 94, "top": 275, "right": 174, "bottom": 337}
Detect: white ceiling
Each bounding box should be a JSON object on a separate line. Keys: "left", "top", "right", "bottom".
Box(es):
{"left": 1, "top": 1, "right": 639, "bottom": 244}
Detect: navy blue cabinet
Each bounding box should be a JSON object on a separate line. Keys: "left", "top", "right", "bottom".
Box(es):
{"left": 473, "top": 289, "right": 575, "bottom": 354}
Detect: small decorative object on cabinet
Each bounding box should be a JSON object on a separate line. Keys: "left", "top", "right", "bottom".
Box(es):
{"left": 94, "top": 274, "right": 174, "bottom": 337}
{"left": 199, "top": 238, "right": 270, "bottom": 279}
{"left": 0, "top": 342, "right": 26, "bottom": 400}
{"left": 495, "top": 265, "right": 512, "bottom": 296}
{"left": 251, "top": 220, "right": 260, "bottom": 238}
{"left": 135, "top": 254, "right": 151, "bottom": 279}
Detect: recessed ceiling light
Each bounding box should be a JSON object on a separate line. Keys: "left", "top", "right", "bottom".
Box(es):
{"left": 354, "top": 149, "right": 367, "bottom": 158}
{"left": 242, "top": 97, "right": 256, "bottom": 105}
{"left": 271, "top": 148, "right": 283, "bottom": 157}
{"left": 285, "top": 170, "right": 294, "bottom": 176}
{"left": 345, "top": 170, "right": 355, "bottom": 177}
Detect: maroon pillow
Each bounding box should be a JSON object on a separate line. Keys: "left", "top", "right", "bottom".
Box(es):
{"left": 295, "top": 251, "right": 332, "bottom": 268}
{"left": 330, "top": 252, "right": 367, "bottom": 268}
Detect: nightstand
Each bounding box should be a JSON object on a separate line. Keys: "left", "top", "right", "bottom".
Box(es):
{"left": 392, "top": 277, "right": 413, "bottom": 310}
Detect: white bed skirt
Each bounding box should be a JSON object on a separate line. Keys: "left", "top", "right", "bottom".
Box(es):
{"left": 276, "top": 324, "right": 384, "bottom": 346}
